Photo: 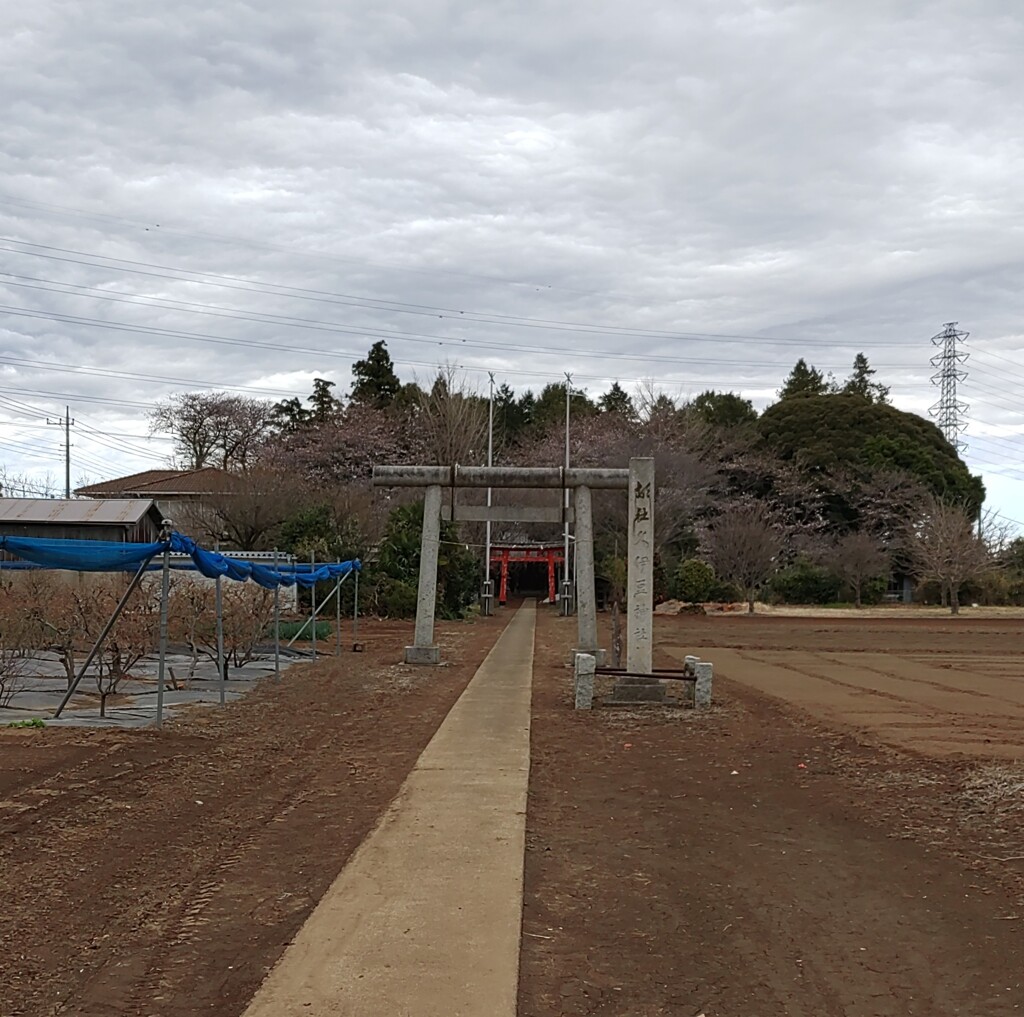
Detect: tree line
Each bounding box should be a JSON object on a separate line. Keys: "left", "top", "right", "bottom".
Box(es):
{"left": 148, "top": 341, "right": 1019, "bottom": 616}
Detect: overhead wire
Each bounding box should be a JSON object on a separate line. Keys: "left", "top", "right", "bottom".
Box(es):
{"left": 0, "top": 237, "right": 982, "bottom": 353}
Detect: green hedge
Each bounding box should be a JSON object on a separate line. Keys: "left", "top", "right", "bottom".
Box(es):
{"left": 272, "top": 621, "right": 333, "bottom": 641}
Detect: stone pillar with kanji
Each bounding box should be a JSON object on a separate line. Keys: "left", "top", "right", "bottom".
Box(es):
{"left": 626, "top": 457, "right": 654, "bottom": 674}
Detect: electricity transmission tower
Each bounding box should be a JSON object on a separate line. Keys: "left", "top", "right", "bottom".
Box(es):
{"left": 929, "top": 322, "right": 969, "bottom": 453}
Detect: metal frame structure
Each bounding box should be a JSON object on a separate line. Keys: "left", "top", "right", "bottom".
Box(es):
{"left": 37, "top": 537, "right": 357, "bottom": 725}
{"left": 929, "top": 321, "right": 970, "bottom": 453}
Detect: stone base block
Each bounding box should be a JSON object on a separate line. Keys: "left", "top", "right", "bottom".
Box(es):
{"left": 404, "top": 645, "right": 441, "bottom": 665}
{"left": 609, "top": 678, "right": 667, "bottom": 703}
{"left": 570, "top": 648, "right": 607, "bottom": 667}
{"left": 604, "top": 696, "right": 683, "bottom": 708}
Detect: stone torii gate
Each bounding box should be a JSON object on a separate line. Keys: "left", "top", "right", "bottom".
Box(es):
{"left": 372, "top": 458, "right": 655, "bottom": 669}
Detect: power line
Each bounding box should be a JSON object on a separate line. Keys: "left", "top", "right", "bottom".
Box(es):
{"left": 2, "top": 305, "right": 889, "bottom": 386}
{"left": 0, "top": 355, "right": 306, "bottom": 401}
{"left": 0, "top": 275, "right": 915, "bottom": 373}
{"left": 0, "top": 238, "right": 943, "bottom": 349}
{"left": 0, "top": 194, "right": 608, "bottom": 297}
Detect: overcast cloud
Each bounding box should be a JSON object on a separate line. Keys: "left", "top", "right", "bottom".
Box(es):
{"left": 1, "top": 0, "right": 1022, "bottom": 521}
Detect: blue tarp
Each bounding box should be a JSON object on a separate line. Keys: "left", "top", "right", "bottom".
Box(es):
{"left": 0, "top": 534, "right": 360, "bottom": 590}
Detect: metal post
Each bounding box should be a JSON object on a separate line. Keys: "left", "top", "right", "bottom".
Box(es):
{"left": 483, "top": 372, "right": 494, "bottom": 615}
{"left": 310, "top": 550, "right": 317, "bottom": 660}
{"left": 155, "top": 525, "right": 173, "bottom": 728}
{"left": 46, "top": 405, "right": 74, "bottom": 499}
{"left": 215, "top": 540, "right": 225, "bottom": 707}
{"left": 562, "top": 372, "right": 572, "bottom": 616}
{"left": 286, "top": 572, "right": 350, "bottom": 647}
{"left": 64, "top": 406, "right": 71, "bottom": 500}
{"left": 353, "top": 566, "right": 359, "bottom": 640}
{"left": 53, "top": 557, "right": 154, "bottom": 718}
{"left": 336, "top": 565, "right": 342, "bottom": 655}
{"left": 273, "top": 549, "right": 281, "bottom": 682}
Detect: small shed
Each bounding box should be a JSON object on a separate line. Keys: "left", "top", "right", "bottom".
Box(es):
{"left": 0, "top": 498, "right": 165, "bottom": 544}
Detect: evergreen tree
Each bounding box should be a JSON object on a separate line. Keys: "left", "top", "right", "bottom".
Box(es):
{"left": 350, "top": 341, "right": 401, "bottom": 408}
{"left": 393, "top": 381, "right": 424, "bottom": 415}
{"left": 493, "top": 383, "right": 527, "bottom": 445}
{"left": 688, "top": 390, "right": 758, "bottom": 427}
{"left": 532, "top": 382, "right": 597, "bottom": 432}
{"left": 309, "top": 378, "right": 342, "bottom": 421}
{"left": 842, "top": 353, "right": 890, "bottom": 404}
{"left": 598, "top": 381, "right": 636, "bottom": 418}
{"left": 515, "top": 390, "right": 536, "bottom": 435}
{"left": 778, "top": 358, "right": 830, "bottom": 399}
{"left": 271, "top": 396, "right": 310, "bottom": 434}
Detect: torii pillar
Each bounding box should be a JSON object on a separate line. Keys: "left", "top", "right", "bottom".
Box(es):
{"left": 405, "top": 484, "right": 443, "bottom": 664}
{"left": 572, "top": 483, "right": 602, "bottom": 662}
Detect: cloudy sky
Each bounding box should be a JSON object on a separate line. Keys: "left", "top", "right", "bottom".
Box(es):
{"left": 1, "top": 0, "right": 1022, "bottom": 524}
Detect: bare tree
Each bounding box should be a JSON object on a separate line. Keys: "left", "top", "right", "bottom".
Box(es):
{"left": 840, "top": 468, "right": 930, "bottom": 553}
{"left": 217, "top": 397, "right": 277, "bottom": 471}
{"left": 416, "top": 366, "right": 488, "bottom": 465}
{"left": 150, "top": 392, "right": 275, "bottom": 472}
{"left": 83, "top": 578, "right": 160, "bottom": 717}
{"left": 904, "top": 497, "right": 1006, "bottom": 615}
{"left": 832, "top": 531, "right": 890, "bottom": 607}
{"left": 703, "top": 502, "right": 785, "bottom": 613}
{"left": 184, "top": 468, "right": 299, "bottom": 550}
{"left": 0, "top": 468, "right": 60, "bottom": 498}
{"left": 0, "top": 581, "right": 40, "bottom": 706}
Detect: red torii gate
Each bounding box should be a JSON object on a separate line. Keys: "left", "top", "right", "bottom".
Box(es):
{"left": 491, "top": 543, "right": 565, "bottom": 605}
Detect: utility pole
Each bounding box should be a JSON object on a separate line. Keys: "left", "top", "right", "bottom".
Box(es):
{"left": 483, "top": 372, "right": 495, "bottom": 615}
{"left": 46, "top": 405, "right": 74, "bottom": 498}
{"left": 562, "top": 372, "right": 572, "bottom": 615}
{"left": 929, "top": 322, "right": 969, "bottom": 454}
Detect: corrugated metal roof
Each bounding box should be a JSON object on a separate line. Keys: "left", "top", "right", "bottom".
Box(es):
{"left": 0, "top": 498, "right": 156, "bottom": 525}
{"left": 76, "top": 467, "right": 237, "bottom": 496}
{"left": 76, "top": 469, "right": 184, "bottom": 495}
{"left": 133, "top": 468, "right": 238, "bottom": 494}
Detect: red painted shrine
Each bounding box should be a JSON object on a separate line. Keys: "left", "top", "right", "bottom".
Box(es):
{"left": 490, "top": 543, "right": 565, "bottom": 604}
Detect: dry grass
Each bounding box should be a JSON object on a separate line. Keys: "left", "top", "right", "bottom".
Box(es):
{"left": 760, "top": 604, "right": 1024, "bottom": 619}
{"left": 961, "top": 763, "right": 1024, "bottom": 818}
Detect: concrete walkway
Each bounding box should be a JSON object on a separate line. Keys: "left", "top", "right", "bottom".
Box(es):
{"left": 243, "top": 601, "right": 536, "bottom": 1017}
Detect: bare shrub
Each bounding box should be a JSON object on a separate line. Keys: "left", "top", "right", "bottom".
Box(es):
{"left": 80, "top": 577, "right": 161, "bottom": 717}
{"left": 18, "top": 573, "right": 79, "bottom": 687}
{"left": 204, "top": 584, "right": 275, "bottom": 667}
{"left": 0, "top": 580, "right": 36, "bottom": 706}
{"left": 169, "top": 578, "right": 216, "bottom": 680}
{"left": 904, "top": 497, "right": 1007, "bottom": 614}
{"left": 702, "top": 502, "right": 785, "bottom": 613}
{"left": 832, "top": 531, "right": 890, "bottom": 607}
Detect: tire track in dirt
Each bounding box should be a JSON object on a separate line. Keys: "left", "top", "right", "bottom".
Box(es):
{"left": 695, "top": 647, "right": 1024, "bottom": 756}
{"left": 522, "top": 610, "right": 1024, "bottom": 1017}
